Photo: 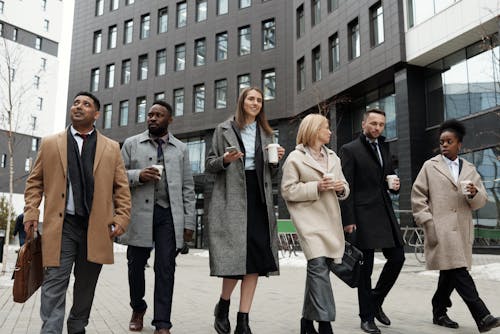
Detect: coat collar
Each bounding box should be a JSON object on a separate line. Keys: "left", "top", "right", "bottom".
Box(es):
{"left": 430, "top": 154, "right": 458, "bottom": 185}
{"left": 295, "top": 143, "right": 337, "bottom": 174}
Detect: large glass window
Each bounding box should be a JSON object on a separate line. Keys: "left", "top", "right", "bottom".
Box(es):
{"left": 238, "top": 74, "right": 251, "bottom": 93}
{"left": 408, "top": 0, "right": 457, "bottom": 28}
{"left": 262, "top": 69, "right": 276, "bottom": 100}
{"left": 329, "top": 33, "right": 340, "bottom": 71}
{"left": 177, "top": 2, "right": 187, "bottom": 28}
{"left": 140, "top": 14, "right": 150, "bottom": 39}
{"left": 103, "top": 104, "right": 112, "bottom": 129}
{"left": 311, "top": 0, "right": 321, "bottom": 26}
{"left": 217, "top": 0, "right": 228, "bottom": 15}
{"left": 174, "top": 88, "right": 185, "bottom": 116}
{"left": 95, "top": 0, "right": 104, "bottom": 16}
{"left": 124, "top": 19, "right": 133, "bottom": 44}
{"left": 121, "top": 59, "right": 131, "bottom": 85}
{"left": 158, "top": 7, "right": 168, "bottom": 33}
{"left": 312, "top": 46, "right": 321, "bottom": 82}
{"left": 297, "top": 57, "right": 305, "bottom": 92}
{"left": 93, "top": 30, "right": 102, "bottom": 54}
{"left": 136, "top": 97, "right": 147, "bottom": 123}
{"left": 155, "top": 92, "right": 165, "bottom": 101}
{"left": 183, "top": 138, "right": 206, "bottom": 174}
{"left": 108, "top": 25, "right": 117, "bottom": 49}
{"left": 110, "top": 0, "right": 119, "bottom": 11}
{"left": 348, "top": 18, "right": 360, "bottom": 59}
{"left": 105, "top": 64, "right": 115, "bottom": 88}
{"left": 90, "top": 68, "right": 99, "bottom": 92}
{"left": 262, "top": 19, "right": 275, "bottom": 51}
{"left": 175, "top": 44, "right": 186, "bottom": 71}
{"left": 194, "top": 38, "right": 206, "bottom": 66}
{"left": 328, "top": 0, "right": 339, "bottom": 12}
{"left": 240, "top": 0, "right": 251, "bottom": 9}
{"left": 35, "top": 37, "right": 42, "bottom": 50}
{"left": 119, "top": 100, "right": 129, "bottom": 126}
{"left": 194, "top": 84, "right": 205, "bottom": 113}
{"left": 296, "top": 5, "right": 305, "bottom": 38}
{"left": 239, "top": 26, "right": 251, "bottom": 56}
{"left": 215, "top": 79, "right": 228, "bottom": 109}
{"left": 156, "top": 49, "right": 167, "bottom": 76}
{"left": 370, "top": 2, "right": 384, "bottom": 46}
{"left": 138, "top": 54, "right": 148, "bottom": 80}
{"left": 196, "top": 0, "right": 207, "bottom": 22}
{"left": 216, "top": 32, "right": 228, "bottom": 61}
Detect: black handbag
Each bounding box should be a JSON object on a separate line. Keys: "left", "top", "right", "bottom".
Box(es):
{"left": 330, "top": 233, "right": 363, "bottom": 288}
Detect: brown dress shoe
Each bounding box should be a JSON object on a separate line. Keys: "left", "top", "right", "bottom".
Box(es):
{"left": 129, "top": 310, "right": 146, "bottom": 331}
{"left": 153, "top": 329, "right": 171, "bottom": 334}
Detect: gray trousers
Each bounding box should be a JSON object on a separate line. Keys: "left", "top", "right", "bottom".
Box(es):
{"left": 40, "top": 215, "right": 102, "bottom": 334}
{"left": 303, "top": 257, "right": 336, "bottom": 322}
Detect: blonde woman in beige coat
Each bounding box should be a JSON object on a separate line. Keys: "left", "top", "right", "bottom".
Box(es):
{"left": 411, "top": 119, "right": 500, "bottom": 333}
{"left": 281, "top": 114, "right": 349, "bottom": 334}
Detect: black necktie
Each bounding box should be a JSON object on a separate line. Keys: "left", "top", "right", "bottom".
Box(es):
{"left": 76, "top": 133, "right": 89, "bottom": 154}
{"left": 155, "top": 138, "right": 164, "bottom": 159}
{"left": 371, "top": 142, "right": 382, "bottom": 166}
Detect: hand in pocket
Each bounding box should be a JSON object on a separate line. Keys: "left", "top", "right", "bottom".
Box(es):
{"left": 424, "top": 221, "right": 438, "bottom": 247}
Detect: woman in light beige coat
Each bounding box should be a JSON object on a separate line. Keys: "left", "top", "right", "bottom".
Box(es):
{"left": 281, "top": 114, "right": 349, "bottom": 334}
{"left": 411, "top": 119, "right": 499, "bottom": 333}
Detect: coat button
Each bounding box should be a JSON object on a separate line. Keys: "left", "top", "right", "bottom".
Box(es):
{"left": 145, "top": 199, "right": 149, "bottom": 203}
{"left": 149, "top": 157, "right": 152, "bottom": 161}
{"left": 61, "top": 193, "right": 65, "bottom": 198}
{"left": 59, "top": 213, "right": 62, "bottom": 217}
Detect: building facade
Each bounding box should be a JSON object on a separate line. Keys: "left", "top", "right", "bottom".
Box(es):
{"left": 67, "top": 0, "right": 499, "bottom": 246}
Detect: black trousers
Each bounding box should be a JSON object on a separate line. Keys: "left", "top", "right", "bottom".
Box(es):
{"left": 432, "top": 267, "right": 490, "bottom": 325}
{"left": 358, "top": 246, "right": 405, "bottom": 321}
{"left": 127, "top": 205, "right": 176, "bottom": 330}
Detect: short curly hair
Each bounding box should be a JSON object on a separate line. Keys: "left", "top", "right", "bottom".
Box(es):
{"left": 439, "top": 119, "right": 466, "bottom": 142}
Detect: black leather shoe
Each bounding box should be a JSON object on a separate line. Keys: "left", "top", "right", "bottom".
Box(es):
{"left": 300, "top": 318, "right": 319, "bottom": 334}
{"left": 214, "top": 299, "right": 231, "bottom": 334}
{"left": 375, "top": 306, "right": 391, "bottom": 326}
{"left": 360, "top": 320, "right": 381, "bottom": 334}
{"left": 478, "top": 314, "right": 500, "bottom": 333}
{"left": 234, "top": 312, "right": 252, "bottom": 334}
{"left": 433, "top": 315, "right": 459, "bottom": 329}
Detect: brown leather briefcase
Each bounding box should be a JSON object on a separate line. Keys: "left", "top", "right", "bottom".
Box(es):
{"left": 13, "top": 229, "right": 43, "bottom": 303}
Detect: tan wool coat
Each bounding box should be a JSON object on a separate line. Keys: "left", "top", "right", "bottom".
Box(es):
{"left": 24, "top": 130, "right": 131, "bottom": 266}
{"left": 411, "top": 155, "right": 487, "bottom": 270}
{"left": 281, "top": 144, "right": 349, "bottom": 261}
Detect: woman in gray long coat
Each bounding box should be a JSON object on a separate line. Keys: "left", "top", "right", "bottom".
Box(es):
{"left": 411, "top": 119, "right": 500, "bottom": 333}
{"left": 205, "top": 87, "right": 285, "bottom": 334}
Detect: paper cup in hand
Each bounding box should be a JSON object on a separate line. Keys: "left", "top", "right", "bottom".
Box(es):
{"left": 323, "top": 173, "right": 334, "bottom": 180}
{"left": 386, "top": 174, "right": 398, "bottom": 190}
{"left": 460, "top": 180, "right": 472, "bottom": 195}
{"left": 267, "top": 143, "right": 280, "bottom": 164}
{"left": 152, "top": 164, "right": 163, "bottom": 180}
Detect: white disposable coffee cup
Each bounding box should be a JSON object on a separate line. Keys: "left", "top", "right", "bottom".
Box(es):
{"left": 152, "top": 164, "right": 164, "bottom": 180}
{"left": 460, "top": 180, "right": 472, "bottom": 195}
{"left": 323, "top": 173, "right": 334, "bottom": 180}
{"left": 267, "top": 143, "right": 280, "bottom": 164}
{"left": 386, "top": 174, "right": 398, "bottom": 190}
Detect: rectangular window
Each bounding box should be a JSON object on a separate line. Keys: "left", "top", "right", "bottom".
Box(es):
{"left": 296, "top": 5, "right": 305, "bottom": 38}
{"left": 348, "top": 18, "right": 360, "bottom": 59}
{"left": 136, "top": 97, "right": 147, "bottom": 123}
{"left": 156, "top": 49, "right": 167, "bottom": 76}
{"left": 175, "top": 44, "right": 186, "bottom": 71}
{"left": 93, "top": 30, "right": 102, "bottom": 54}
{"left": 36, "top": 97, "right": 43, "bottom": 110}
{"left": 103, "top": 104, "right": 112, "bottom": 129}
{"left": 196, "top": 0, "right": 207, "bottom": 22}
{"left": 121, "top": 59, "right": 131, "bottom": 84}
{"left": 95, "top": 0, "right": 104, "bottom": 16}
{"left": 174, "top": 88, "right": 185, "bottom": 116}
{"left": 370, "top": 2, "right": 384, "bottom": 47}
{"left": 34, "top": 75, "right": 40, "bottom": 89}
{"left": 140, "top": 14, "right": 150, "bottom": 39}
{"left": 311, "top": 0, "right": 321, "bottom": 26}
{"left": 194, "top": 38, "right": 206, "bottom": 66}
{"left": 35, "top": 37, "right": 42, "bottom": 50}
{"left": 43, "top": 19, "right": 50, "bottom": 32}
{"left": 90, "top": 68, "right": 100, "bottom": 92}
{"left": 194, "top": 84, "right": 205, "bottom": 113}
{"left": 41, "top": 0, "right": 47, "bottom": 10}
{"left": 328, "top": 0, "right": 339, "bottom": 12}
{"left": 110, "top": 0, "right": 119, "bottom": 11}
{"left": 124, "top": 19, "right": 134, "bottom": 44}
{"left": 297, "top": 57, "right": 305, "bottom": 91}
{"left": 262, "top": 69, "right": 275, "bottom": 100}
{"left": 215, "top": 79, "right": 227, "bottom": 109}
{"left": 0, "top": 23, "right": 3, "bottom": 37}
{"left": 126, "top": 0, "right": 135, "bottom": 5}
{"left": 25, "top": 158, "right": 32, "bottom": 172}
{"left": 184, "top": 138, "right": 206, "bottom": 174}
{"left": 238, "top": 74, "right": 251, "bottom": 93}
{"left": 119, "top": 101, "right": 129, "bottom": 126}
{"left": 31, "top": 138, "right": 39, "bottom": 152}
{"left": 262, "top": 19, "right": 275, "bottom": 50}
{"left": 0, "top": 1, "right": 3, "bottom": 14}
{"left": 41, "top": 58, "right": 47, "bottom": 71}
{"left": 13, "top": 28, "right": 18, "bottom": 41}
{"left": 1, "top": 154, "right": 6, "bottom": 168}
{"left": 216, "top": 32, "right": 228, "bottom": 61}
{"left": 105, "top": 64, "right": 115, "bottom": 88}
{"left": 158, "top": 7, "right": 168, "bottom": 33}
{"left": 217, "top": 0, "right": 228, "bottom": 15}
{"left": 154, "top": 92, "right": 165, "bottom": 101}
{"left": 312, "top": 46, "right": 322, "bottom": 82}
{"left": 238, "top": 26, "right": 251, "bottom": 56}
{"left": 108, "top": 25, "right": 117, "bottom": 49}
{"left": 239, "top": 0, "right": 251, "bottom": 9}
{"left": 138, "top": 54, "right": 148, "bottom": 80}
{"left": 31, "top": 116, "right": 37, "bottom": 130}
{"left": 329, "top": 33, "right": 340, "bottom": 71}
{"left": 177, "top": 2, "right": 187, "bottom": 28}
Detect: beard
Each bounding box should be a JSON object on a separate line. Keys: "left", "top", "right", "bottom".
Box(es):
{"left": 148, "top": 124, "right": 168, "bottom": 137}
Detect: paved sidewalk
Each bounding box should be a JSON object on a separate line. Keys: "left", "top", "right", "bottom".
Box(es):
{"left": 1, "top": 249, "right": 499, "bottom": 334}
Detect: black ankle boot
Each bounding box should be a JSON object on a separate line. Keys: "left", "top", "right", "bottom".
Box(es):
{"left": 234, "top": 312, "right": 252, "bottom": 334}
{"left": 214, "top": 298, "right": 230, "bottom": 334}
{"left": 318, "top": 321, "right": 333, "bottom": 334}
{"left": 300, "top": 317, "right": 319, "bottom": 334}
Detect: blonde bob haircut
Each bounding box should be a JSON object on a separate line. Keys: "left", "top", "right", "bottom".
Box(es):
{"left": 296, "top": 114, "right": 329, "bottom": 146}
